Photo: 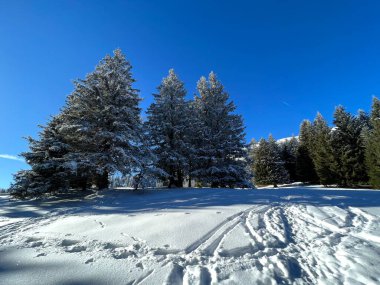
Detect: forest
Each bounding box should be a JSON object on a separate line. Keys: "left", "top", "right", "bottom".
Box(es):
{"left": 9, "top": 49, "right": 380, "bottom": 198}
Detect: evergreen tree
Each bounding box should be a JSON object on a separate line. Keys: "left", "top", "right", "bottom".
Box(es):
{"left": 145, "top": 69, "right": 190, "bottom": 187}
{"left": 331, "top": 106, "right": 368, "bottom": 186}
{"left": 60, "top": 49, "right": 143, "bottom": 189}
{"left": 296, "top": 120, "right": 318, "bottom": 183}
{"left": 10, "top": 115, "right": 73, "bottom": 198}
{"left": 310, "top": 113, "right": 336, "bottom": 186}
{"left": 192, "top": 72, "right": 251, "bottom": 187}
{"left": 365, "top": 97, "right": 380, "bottom": 189}
{"left": 279, "top": 137, "right": 299, "bottom": 182}
{"left": 251, "top": 135, "right": 289, "bottom": 187}
{"left": 184, "top": 100, "right": 204, "bottom": 187}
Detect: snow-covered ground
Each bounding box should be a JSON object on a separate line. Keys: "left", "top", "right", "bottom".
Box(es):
{"left": 1, "top": 187, "right": 380, "bottom": 285}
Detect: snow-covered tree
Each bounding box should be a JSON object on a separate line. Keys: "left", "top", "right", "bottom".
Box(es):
{"left": 145, "top": 69, "right": 190, "bottom": 187}
{"left": 365, "top": 97, "right": 380, "bottom": 189}
{"left": 296, "top": 120, "right": 318, "bottom": 183}
{"left": 331, "top": 106, "right": 369, "bottom": 187}
{"left": 279, "top": 136, "right": 299, "bottom": 182}
{"left": 251, "top": 135, "right": 289, "bottom": 187}
{"left": 60, "top": 49, "right": 143, "bottom": 189}
{"left": 10, "top": 115, "right": 73, "bottom": 198}
{"left": 310, "top": 113, "right": 336, "bottom": 186}
{"left": 192, "top": 72, "right": 251, "bottom": 188}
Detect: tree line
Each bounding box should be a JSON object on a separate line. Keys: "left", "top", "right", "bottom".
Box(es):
{"left": 10, "top": 49, "right": 252, "bottom": 198}
{"left": 250, "top": 98, "right": 380, "bottom": 189}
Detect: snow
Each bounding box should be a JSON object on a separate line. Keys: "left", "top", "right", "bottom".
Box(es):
{"left": 1, "top": 187, "right": 380, "bottom": 284}
{"left": 276, "top": 136, "right": 299, "bottom": 144}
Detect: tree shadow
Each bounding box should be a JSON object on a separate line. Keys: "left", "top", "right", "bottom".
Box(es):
{"left": 1, "top": 187, "right": 380, "bottom": 218}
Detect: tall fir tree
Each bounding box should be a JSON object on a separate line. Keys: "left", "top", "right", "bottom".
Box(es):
{"left": 251, "top": 135, "right": 289, "bottom": 187}
{"left": 279, "top": 136, "right": 299, "bottom": 182}
{"left": 311, "top": 113, "right": 337, "bottom": 186}
{"left": 296, "top": 120, "right": 318, "bottom": 183}
{"left": 331, "top": 106, "right": 368, "bottom": 186}
{"left": 192, "top": 72, "right": 251, "bottom": 187}
{"left": 145, "top": 69, "right": 190, "bottom": 187}
{"left": 59, "top": 49, "right": 144, "bottom": 189}
{"left": 365, "top": 97, "right": 380, "bottom": 189}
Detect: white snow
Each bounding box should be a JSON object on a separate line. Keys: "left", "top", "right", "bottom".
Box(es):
{"left": 1, "top": 187, "right": 380, "bottom": 284}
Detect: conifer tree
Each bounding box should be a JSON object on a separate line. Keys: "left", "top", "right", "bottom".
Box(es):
{"left": 184, "top": 100, "right": 203, "bottom": 187}
{"left": 192, "top": 72, "right": 251, "bottom": 187}
{"left": 10, "top": 115, "right": 72, "bottom": 198}
{"left": 145, "top": 69, "right": 190, "bottom": 187}
{"left": 280, "top": 137, "right": 299, "bottom": 182}
{"left": 252, "top": 135, "right": 289, "bottom": 187}
{"left": 310, "top": 113, "right": 336, "bottom": 186}
{"left": 365, "top": 97, "right": 380, "bottom": 189}
{"left": 331, "top": 106, "right": 368, "bottom": 186}
{"left": 296, "top": 120, "right": 318, "bottom": 183}
{"left": 60, "top": 49, "right": 143, "bottom": 189}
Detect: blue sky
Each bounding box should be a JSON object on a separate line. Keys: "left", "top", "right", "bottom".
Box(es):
{"left": 1, "top": 0, "right": 380, "bottom": 188}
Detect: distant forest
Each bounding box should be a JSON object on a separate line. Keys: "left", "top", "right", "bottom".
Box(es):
{"left": 251, "top": 98, "right": 380, "bottom": 189}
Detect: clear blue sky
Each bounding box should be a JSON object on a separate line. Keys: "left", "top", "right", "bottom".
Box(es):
{"left": 1, "top": 0, "right": 380, "bottom": 188}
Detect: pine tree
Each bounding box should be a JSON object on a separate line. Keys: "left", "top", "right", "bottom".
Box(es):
{"left": 145, "top": 69, "right": 190, "bottom": 187}
{"left": 10, "top": 115, "right": 72, "bottom": 198}
{"left": 184, "top": 100, "right": 203, "bottom": 187}
{"left": 365, "top": 97, "right": 380, "bottom": 189}
{"left": 310, "top": 113, "right": 336, "bottom": 186}
{"left": 192, "top": 72, "right": 251, "bottom": 188}
{"left": 331, "top": 106, "right": 368, "bottom": 187}
{"left": 251, "top": 135, "right": 289, "bottom": 187}
{"left": 296, "top": 120, "right": 318, "bottom": 183}
{"left": 279, "top": 136, "right": 299, "bottom": 182}
{"left": 60, "top": 49, "right": 143, "bottom": 189}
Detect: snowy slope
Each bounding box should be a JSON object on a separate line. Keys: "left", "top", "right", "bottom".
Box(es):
{"left": 1, "top": 187, "right": 380, "bottom": 285}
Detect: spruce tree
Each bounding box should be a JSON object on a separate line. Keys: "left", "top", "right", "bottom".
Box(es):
{"left": 365, "top": 97, "right": 380, "bottom": 189}
{"left": 60, "top": 49, "right": 143, "bottom": 189}
{"left": 279, "top": 136, "right": 299, "bottom": 182}
{"left": 310, "top": 113, "right": 336, "bottom": 186}
{"left": 145, "top": 69, "right": 190, "bottom": 187}
{"left": 10, "top": 115, "right": 72, "bottom": 198}
{"left": 296, "top": 120, "right": 318, "bottom": 183}
{"left": 192, "top": 72, "right": 251, "bottom": 188}
{"left": 331, "top": 106, "right": 368, "bottom": 187}
{"left": 252, "top": 135, "right": 289, "bottom": 187}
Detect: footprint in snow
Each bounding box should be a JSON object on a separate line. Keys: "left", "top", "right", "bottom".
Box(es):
{"left": 65, "top": 245, "right": 87, "bottom": 253}
{"left": 136, "top": 262, "right": 144, "bottom": 269}
{"left": 85, "top": 258, "right": 94, "bottom": 264}
{"left": 36, "top": 253, "right": 47, "bottom": 257}
{"left": 30, "top": 241, "right": 44, "bottom": 248}
{"left": 216, "top": 211, "right": 222, "bottom": 214}
{"left": 61, "top": 239, "right": 79, "bottom": 246}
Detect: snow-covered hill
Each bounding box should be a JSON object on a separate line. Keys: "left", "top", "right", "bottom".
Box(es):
{"left": 1, "top": 187, "right": 380, "bottom": 284}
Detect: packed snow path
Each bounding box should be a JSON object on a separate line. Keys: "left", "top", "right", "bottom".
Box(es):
{"left": 1, "top": 187, "right": 380, "bottom": 284}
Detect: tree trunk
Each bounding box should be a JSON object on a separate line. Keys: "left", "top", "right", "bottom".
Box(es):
{"left": 168, "top": 177, "right": 175, "bottom": 188}
{"left": 96, "top": 171, "right": 109, "bottom": 190}
{"left": 80, "top": 177, "right": 87, "bottom": 191}
{"left": 176, "top": 170, "right": 183, "bottom": 188}
{"left": 188, "top": 174, "right": 192, "bottom": 188}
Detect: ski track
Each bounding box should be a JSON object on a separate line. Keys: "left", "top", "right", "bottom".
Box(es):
{"left": 1, "top": 200, "right": 380, "bottom": 284}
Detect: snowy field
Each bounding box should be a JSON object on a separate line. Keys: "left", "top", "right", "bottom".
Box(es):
{"left": 1, "top": 187, "right": 380, "bottom": 285}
